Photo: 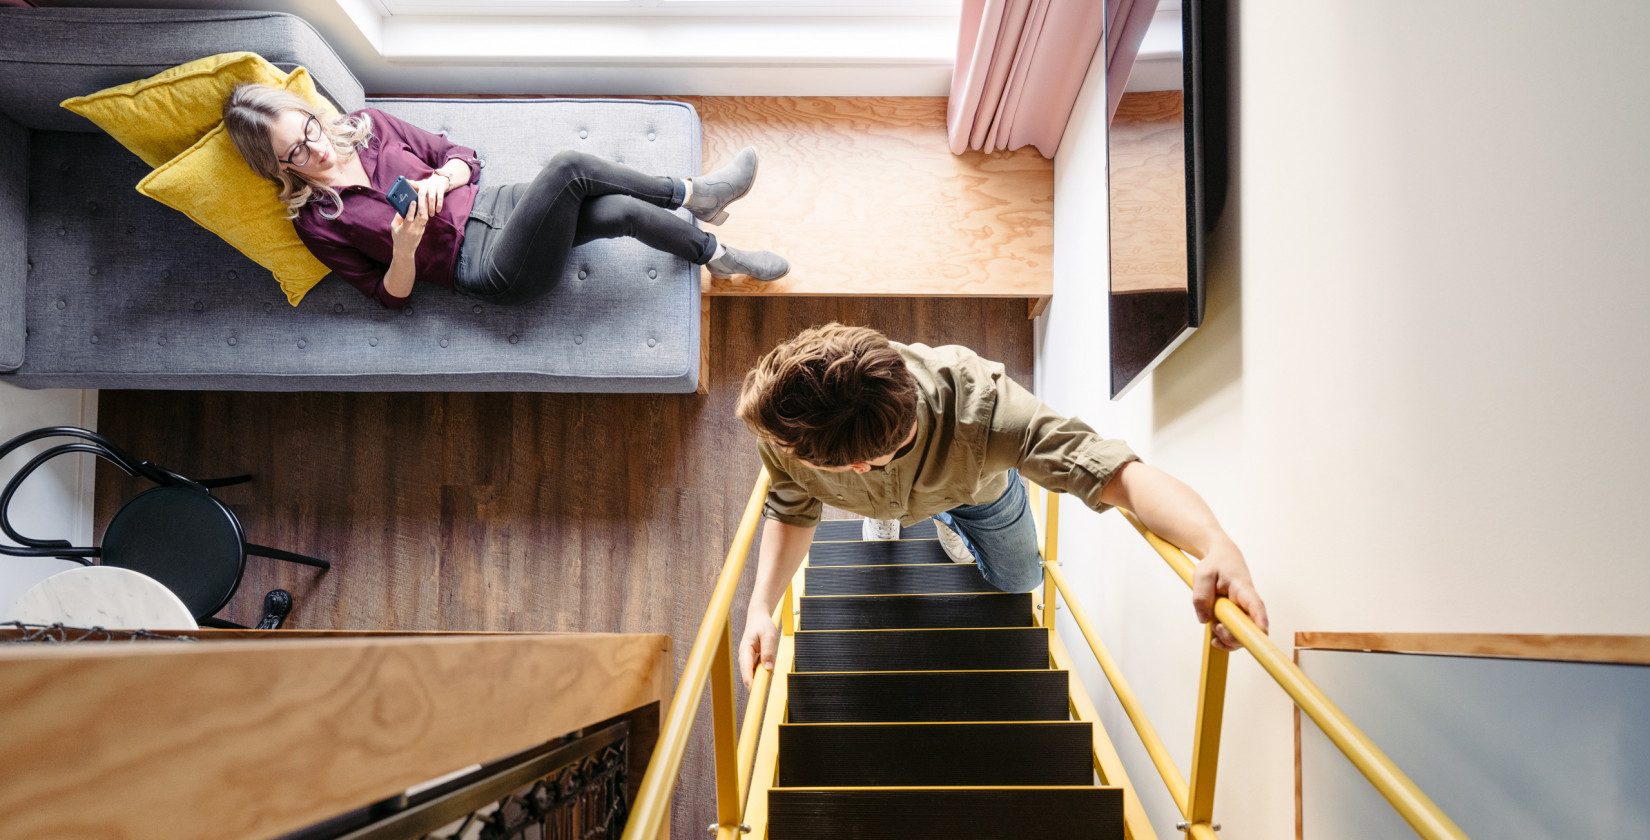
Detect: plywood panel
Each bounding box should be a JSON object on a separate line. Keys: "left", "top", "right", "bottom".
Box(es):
{"left": 1109, "top": 91, "right": 1187, "bottom": 294}
{"left": 0, "top": 633, "right": 667, "bottom": 840}
{"left": 1295, "top": 631, "right": 1650, "bottom": 665}
{"left": 697, "top": 97, "right": 1053, "bottom": 299}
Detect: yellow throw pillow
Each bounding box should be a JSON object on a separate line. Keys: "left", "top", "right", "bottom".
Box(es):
{"left": 137, "top": 68, "right": 340, "bottom": 306}
{"left": 61, "top": 52, "right": 290, "bottom": 168}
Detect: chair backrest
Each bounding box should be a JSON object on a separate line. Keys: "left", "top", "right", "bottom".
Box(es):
{"left": 0, "top": 426, "right": 182, "bottom": 560}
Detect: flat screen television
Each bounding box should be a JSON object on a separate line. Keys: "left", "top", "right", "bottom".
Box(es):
{"left": 1108, "top": 0, "right": 1228, "bottom": 399}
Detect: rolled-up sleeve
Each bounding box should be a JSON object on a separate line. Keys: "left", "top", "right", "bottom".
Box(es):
{"left": 366, "top": 108, "right": 482, "bottom": 185}
{"left": 758, "top": 445, "right": 824, "bottom": 527}
{"left": 985, "top": 375, "right": 1139, "bottom": 513}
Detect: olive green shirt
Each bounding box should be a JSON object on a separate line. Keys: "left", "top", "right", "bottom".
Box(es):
{"left": 758, "top": 342, "right": 1140, "bottom": 528}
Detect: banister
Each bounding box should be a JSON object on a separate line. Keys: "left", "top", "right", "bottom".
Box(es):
{"left": 1043, "top": 560, "right": 1191, "bottom": 814}
{"left": 1114, "top": 508, "right": 1470, "bottom": 840}
{"left": 634, "top": 470, "right": 1468, "bottom": 840}
{"left": 622, "top": 469, "right": 771, "bottom": 840}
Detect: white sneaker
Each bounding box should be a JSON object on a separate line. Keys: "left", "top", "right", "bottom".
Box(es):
{"left": 861, "top": 517, "right": 901, "bottom": 541}
{"left": 932, "top": 520, "right": 975, "bottom": 564}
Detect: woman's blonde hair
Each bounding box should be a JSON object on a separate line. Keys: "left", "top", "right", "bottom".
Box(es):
{"left": 223, "top": 83, "right": 372, "bottom": 219}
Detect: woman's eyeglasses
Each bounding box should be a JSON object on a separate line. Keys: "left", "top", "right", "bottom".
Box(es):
{"left": 281, "top": 113, "right": 323, "bottom": 167}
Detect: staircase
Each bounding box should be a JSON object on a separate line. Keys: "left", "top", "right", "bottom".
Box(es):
{"left": 765, "top": 519, "right": 1124, "bottom": 840}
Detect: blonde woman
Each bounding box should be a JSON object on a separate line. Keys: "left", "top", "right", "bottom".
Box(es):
{"left": 223, "top": 84, "right": 787, "bottom": 308}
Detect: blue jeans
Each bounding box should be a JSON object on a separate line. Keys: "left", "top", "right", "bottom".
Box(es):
{"left": 934, "top": 470, "right": 1044, "bottom": 593}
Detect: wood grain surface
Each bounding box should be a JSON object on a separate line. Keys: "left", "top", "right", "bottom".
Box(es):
{"left": 697, "top": 97, "right": 1053, "bottom": 300}
{"left": 1109, "top": 91, "right": 1187, "bottom": 294}
{"left": 1294, "top": 632, "right": 1650, "bottom": 664}
{"left": 0, "top": 633, "right": 666, "bottom": 840}
{"left": 93, "top": 295, "right": 1033, "bottom": 839}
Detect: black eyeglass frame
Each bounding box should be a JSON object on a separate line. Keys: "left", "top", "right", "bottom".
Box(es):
{"left": 280, "top": 113, "right": 323, "bottom": 168}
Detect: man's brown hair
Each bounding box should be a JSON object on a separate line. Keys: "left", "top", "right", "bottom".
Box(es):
{"left": 736, "top": 323, "right": 919, "bottom": 467}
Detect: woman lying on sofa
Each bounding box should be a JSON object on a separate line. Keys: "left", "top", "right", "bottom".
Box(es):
{"left": 223, "top": 83, "right": 788, "bottom": 309}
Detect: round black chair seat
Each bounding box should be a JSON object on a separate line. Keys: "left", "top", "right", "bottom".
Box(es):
{"left": 101, "top": 486, "right": 246, "bottom": 619}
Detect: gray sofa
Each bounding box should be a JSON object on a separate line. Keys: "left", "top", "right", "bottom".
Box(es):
{"left": 0, "top": 8, "right": 702, "bottom": 393}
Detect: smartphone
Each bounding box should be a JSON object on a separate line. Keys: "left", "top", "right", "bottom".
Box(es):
{"left": 386, "top": 175, "right": 417, "bottom": 218}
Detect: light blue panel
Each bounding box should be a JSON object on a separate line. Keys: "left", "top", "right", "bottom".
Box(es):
{"left": 1299, "top": 650, "right": 1650, "bottom": 839}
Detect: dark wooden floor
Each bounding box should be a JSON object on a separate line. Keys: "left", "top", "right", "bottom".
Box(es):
{"left": 95, "top": 294, "right": 1032, "bottom": 837}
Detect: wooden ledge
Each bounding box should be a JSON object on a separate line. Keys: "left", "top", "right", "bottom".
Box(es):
{"left": 698, "top": 97, "right": 1053, "bottom": 312}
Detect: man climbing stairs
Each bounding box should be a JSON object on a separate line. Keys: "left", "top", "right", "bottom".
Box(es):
{"left": 763, "top": 519, "right": 1124, "bottom": 839}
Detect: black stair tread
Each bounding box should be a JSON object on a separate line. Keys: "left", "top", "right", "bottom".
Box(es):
{"left": 799, "top": 593, "right": 1033, "bottom": 630}
{"left": 795, "top": 627, "right": 1048, "bottom": 672}
{"left": 768, "top": 787, "right": 1122, "bottom": 840}
{"left": 805, "top": 563, "right": 1002, "bottom": 595}
{"left": 808, "top": 540, "right": 952, "bottom": 566}
{"left": 814, "top": 519, "right": 938, "bottom": 542}
{"left": 788, "top": 669, "right": 1070, "bottom": 722}
{"left": 779, "top": 721, "right": 1093, "bottom": 787}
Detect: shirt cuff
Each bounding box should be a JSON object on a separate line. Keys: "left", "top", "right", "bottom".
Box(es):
{"left": 1075, "top": 440, "right": 1141, "bottom": 513}
{"left": 446, "top": 154, "right": 484, "bottom": 185}
{"left": 762, "top": 505, "right": 822, "bottom": 529}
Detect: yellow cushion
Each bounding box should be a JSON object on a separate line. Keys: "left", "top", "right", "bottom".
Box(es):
{"left": 61, "top": 52, "right": 290, "bottom": 168}
{"left": 137, "top": 68, "right": 340, "bottom": 306}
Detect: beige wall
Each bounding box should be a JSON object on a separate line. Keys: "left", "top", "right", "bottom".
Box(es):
{"left": 1040, "top": 1, "right": 1650, "bottom": 837}
{"left": 0, "top": 390, "right": 97, "bottom": 546}
{"left": 0, "top": 389, "right": 99, "bottom": 612}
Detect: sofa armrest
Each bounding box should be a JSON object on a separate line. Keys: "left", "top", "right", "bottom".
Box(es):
{"left": 0, "top": 111, "right": 25, "bottom": 372}
{"left": 0, "top": 8, "right": 366, "bottom": 132}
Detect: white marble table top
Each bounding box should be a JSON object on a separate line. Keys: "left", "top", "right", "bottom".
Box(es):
{"left": 6, "top": 566, "right": 198, "bottom": 631}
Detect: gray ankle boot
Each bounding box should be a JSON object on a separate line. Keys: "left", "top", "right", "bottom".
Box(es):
{"left": 683, "top": 146, "right": 758, "bottom": 225}
{"left": 706, "top": 246, "right": 790, "bottom": 282}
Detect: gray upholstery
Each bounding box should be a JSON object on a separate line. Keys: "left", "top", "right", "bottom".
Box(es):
{"left": 0, "top": 9, "right": 701, "bottom": 393}
{"left": 0, "top": 7, "right": 365, "bottom": 132}
{"left": 0, "top": 112, "right": 25, "bottom": 372}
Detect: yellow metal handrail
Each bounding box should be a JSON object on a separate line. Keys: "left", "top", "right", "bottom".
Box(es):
{"left": 1116, "top": 508, "right": 1469, "bottom": 840}
{"left": 1032, "top": 481, "right": 1470, "bottom": 840}
{"left": 622, "top": 469, "right": 772, "bottom": 840}
{"left": 628, "top": 469, "right": 1469, "bottom": 840}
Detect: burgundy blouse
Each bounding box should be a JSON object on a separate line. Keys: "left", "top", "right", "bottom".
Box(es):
{"left": 292, "top": 108, "right": 481, "bottom": 309}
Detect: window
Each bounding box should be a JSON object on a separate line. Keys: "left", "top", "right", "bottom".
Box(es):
{"left": 375, "top": 0, "right": 961, "bottom": 17}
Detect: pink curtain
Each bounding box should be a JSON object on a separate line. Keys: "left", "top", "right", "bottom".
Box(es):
{"left": 948, "top": 0, "right": 1159, "bottom": 159}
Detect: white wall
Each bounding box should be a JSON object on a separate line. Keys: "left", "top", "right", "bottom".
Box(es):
{"left": 1041, "top": 1, "right": 1650, "bottom": 838}
{"left": 0, "top": 389, "right": 99, "bottom": 614}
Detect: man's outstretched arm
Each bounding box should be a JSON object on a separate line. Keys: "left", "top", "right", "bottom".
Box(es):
{"left": 738, "top": 519, "right": 817, "bottom": 687}
{"left": 1099, "top": 460, "right": 1269, "bottom": 651}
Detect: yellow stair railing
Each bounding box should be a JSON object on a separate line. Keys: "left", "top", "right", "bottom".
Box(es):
{"left": 621, "top": 469, "right": 777, "bottom": 840}
{"left": 624, "top": 468, "right": 1471, "bottom": 840}
{"left": 1030, "top": 483, "right": 1471, "bottom": 840}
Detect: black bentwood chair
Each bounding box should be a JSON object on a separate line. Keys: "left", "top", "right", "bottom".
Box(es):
{"left": 0, "top": 426, "right": 328, "bottom": 629}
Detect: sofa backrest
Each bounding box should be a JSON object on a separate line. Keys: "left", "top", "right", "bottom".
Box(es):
{"left": 0, "top": 7, "right": 366, "bottom": 133}
{"left": 0, "top": 6, "right": 367, "bottom": 374}
{"left": 0, "top": 112, "right": 25, "bottom": 372}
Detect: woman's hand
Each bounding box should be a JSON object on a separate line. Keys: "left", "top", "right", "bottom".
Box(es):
{"left": 412, "top": 174, "right": 448, "bottom": 218}
{"left": 389, "top": 198, "right": 428, "bottom": 258}
{"left": 738, "top": 609, "right": 780, "bottom": 689}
